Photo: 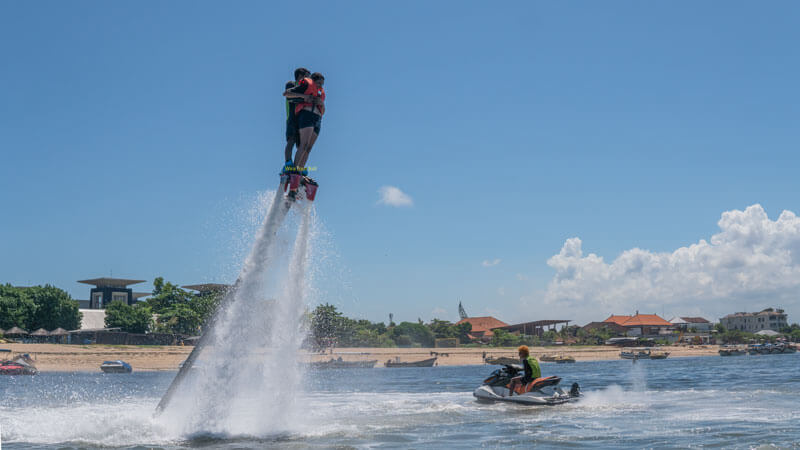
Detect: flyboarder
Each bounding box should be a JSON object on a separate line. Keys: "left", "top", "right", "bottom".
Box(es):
{"left": 282, "top": 67, "right": 311, "bottom": 172}
{"left": 283, "top": 72, "right": 325, "bottom": 182}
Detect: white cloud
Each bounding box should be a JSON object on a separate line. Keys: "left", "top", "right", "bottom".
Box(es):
{"left": 482, "top": 258, "right": 501, "bottom": 267}
{"left": 497, "top": 287, "right": 505, "bottom": 296}
{"left": 544, "top": 204, "right": 800, "bottom": 323}
{"left": 431, "top": 307, "right": 447, "bottom": 317}
{"left": 516, "top": 273, "right": 529, "bottom": 281}
{"left": 377, "top": 186, "right": 413, "bottom": 207}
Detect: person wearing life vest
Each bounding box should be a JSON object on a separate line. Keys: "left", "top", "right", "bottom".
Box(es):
{"left": 508, "top": 345, "right": 541, "bottom": 396}
{"left": 283, "top": 72, "right": 325, "bottom": 180}
{"left": 282, "top": 67, "right": 310, "bottom": 174}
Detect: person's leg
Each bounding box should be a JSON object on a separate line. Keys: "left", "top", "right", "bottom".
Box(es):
{"left": 297, "top": 116, "right": 321, "bottom": 170}
{"left": 297, "top": 131, "right": 318, "bottom": 169}
{"left": 284, "top": 117, "right": 298, "bottom": 163}
{"left": 284, "top": 135, "right": 295, "bottom": 163}
{"left": 294, "top": 126, "right": 315, "bottom": 172}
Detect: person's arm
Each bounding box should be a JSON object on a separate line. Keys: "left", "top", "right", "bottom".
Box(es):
{"left": 283, "top": 80, "right": 312, "bottom": 99}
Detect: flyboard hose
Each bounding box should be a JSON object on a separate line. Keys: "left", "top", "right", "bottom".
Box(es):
{"left": 155, "top": 180, "right": 297, "bottom": 414}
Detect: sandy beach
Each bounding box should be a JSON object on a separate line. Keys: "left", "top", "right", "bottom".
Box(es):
{"left": 2, "top": 343, "right": 722, "bottom": 372}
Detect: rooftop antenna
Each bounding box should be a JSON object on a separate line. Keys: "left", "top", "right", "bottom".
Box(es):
{"left": 458, "top": 301, "right": 468, "bottom": 320}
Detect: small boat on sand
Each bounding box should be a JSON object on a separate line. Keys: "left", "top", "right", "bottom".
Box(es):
{"left": 719, "top": 345, "right": 746, "bottom": 356}
{"left": 385, "top": 357, "right": 437, "bottom": 368}
{"left": 100, "top": 360, "right": 132, "bottom": 373}
{"left": 620, "top": 348, "right": 669, "bottom": 360}
{"left": 310, "top": 358, "right": 377, "bottom": 369}
{"left": 0, "top": 353, "right": 38, "bottom": 375}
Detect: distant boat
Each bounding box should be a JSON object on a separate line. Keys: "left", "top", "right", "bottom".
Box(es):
{"left": 719, "top": 345, "right": 746, "bottom": 356}
{"left": 620, "top": 348, "right": 669, "bottom": 360}
{"left": 385, "top": 357, "right": 437, "bottom": 368}
{"left": 310, "top": 358, "right": 377, "bottom": 369}
{"left": 100, "top": 360, "right": 132, "bottom": 373}
{"left": 0, "top": 353, "right": 38, "bottom": 375}
{"left": 485, "top": 356, "right": 520, "bottom": 366}
{"left": 553, "top": 355, "right": 576, "bottom": 363}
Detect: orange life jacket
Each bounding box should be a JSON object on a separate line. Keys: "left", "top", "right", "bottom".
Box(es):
{"left": 295, "top": 77, "right": 326, "bottom": 116}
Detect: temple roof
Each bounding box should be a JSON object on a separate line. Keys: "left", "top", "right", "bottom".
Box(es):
{"left": 78, "top": 278, "right": 146, "bottom": 288}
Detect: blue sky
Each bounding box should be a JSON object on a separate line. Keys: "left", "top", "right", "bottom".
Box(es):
{"left": 2, "top": 1, "right": 800, "bottom": 325}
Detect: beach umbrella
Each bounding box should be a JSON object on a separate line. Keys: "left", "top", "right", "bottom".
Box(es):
{"left": 5, "top": 327, "right": 29, "bottom": 336}
{"left": 49, "top": 328, "right": 68, "bottom": 335}
{"left": 31, "top": 328, "right": 50, "bottom": 337}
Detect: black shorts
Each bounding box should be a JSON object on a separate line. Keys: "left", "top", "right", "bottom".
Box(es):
{"left": 297, "top": 109, "right": 322, "bottom": 135}
{"left": 285, "top": 113, "right": 299, "bottom": 142}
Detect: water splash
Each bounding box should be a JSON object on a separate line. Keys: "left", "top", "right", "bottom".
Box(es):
{"left": 160, "top": 190, "right": 316, "bottom": 438}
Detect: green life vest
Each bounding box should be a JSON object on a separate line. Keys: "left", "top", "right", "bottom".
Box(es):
{"left": 526, "top": 355, "right": 541, "bottom": 379}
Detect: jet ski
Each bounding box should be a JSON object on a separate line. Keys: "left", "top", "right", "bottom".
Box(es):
{"left": 473, "top": 364, "right": 580, "bottom": 405}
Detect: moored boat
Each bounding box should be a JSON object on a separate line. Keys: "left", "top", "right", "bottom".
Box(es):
{"left": 0, "top": 353, "right": 38, "bottom": 375}
{"left": 311, "top": 358, "right": 377, "bottom": 369}
{"left": 100, "top": 360, "right": 132, "bottom": 373}
{"left": 385, "top": 357, "right": 437, "bottom": 368}
{"left": 719, "top": 345, "right": 746, "bottom": 356}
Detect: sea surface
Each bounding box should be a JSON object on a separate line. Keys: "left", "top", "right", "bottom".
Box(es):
{"left": 1, "top": 354, "right": 799, "bottom": 449}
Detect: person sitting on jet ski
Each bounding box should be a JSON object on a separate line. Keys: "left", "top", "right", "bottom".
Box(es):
{"left": 508, "top": 345, "right": 541, "bottom": 396}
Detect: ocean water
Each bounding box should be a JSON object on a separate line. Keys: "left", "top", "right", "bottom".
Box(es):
{"left": 1, "top": 354, "right": 799, "bottom": 449}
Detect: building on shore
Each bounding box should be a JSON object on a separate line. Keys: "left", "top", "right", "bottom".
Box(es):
{"left": 77, "top": 277, "right": 149, "bottom": 309}
{"left": 455, "top": 316, "right": 509, "bottom": 342}
{"left": 669, "top": 317, "right": 713, "bottom": 333}
{"left": 603, "top": 312, "right": 673, "bottom": 337}
{"left": 720, "top": 308, "right": 788, "bottom": 333}
{"left": 495, "top": 319, "right": 572, "bottom": 338}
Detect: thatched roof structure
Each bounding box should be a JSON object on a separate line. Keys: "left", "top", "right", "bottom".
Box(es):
{"left": 30, "top": 328, "right": 50, "bottom": 336}
{"left": 5, "top": 327, "right": 28, "bottom": 336}
{"left": 50, "top": 328, "right": 68, "bottom": 335}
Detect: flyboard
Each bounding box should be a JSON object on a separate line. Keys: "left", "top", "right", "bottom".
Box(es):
{"left": 155, "top": 173, "right": 317, "bottom": 414}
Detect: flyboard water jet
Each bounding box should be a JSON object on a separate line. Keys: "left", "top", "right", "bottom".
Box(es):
{"left": 155, "top": 173, "right": 317, "bottom": 414}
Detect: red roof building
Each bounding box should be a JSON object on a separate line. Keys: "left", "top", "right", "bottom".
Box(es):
{"left": 603, "top": 313, "right": 673, "bottom": 336}
{"left": 456, "top": 316, "right": 509, "bottom": 341}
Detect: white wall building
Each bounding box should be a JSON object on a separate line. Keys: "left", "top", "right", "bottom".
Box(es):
{"left": 720, "top": 308, "right": 788, "bottom": 333}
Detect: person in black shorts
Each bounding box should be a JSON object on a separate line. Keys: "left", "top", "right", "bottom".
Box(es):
{"left": 282, "top": 67, "right": 310, "bottom": 174}
{"left": 284, "top": 72, "right": 325, "bottom": 178}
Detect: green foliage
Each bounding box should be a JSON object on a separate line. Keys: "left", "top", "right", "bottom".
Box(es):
{"left": 0, "top": 284, "right": 37, "bottom": 330}
{"left": 24, "top": 285, "right": 82, "bottom": 331}
{"left": 154, "top": 304, "right": 202, "bottom": 335}
{"left": 104, "top": 301, "right": 153, "bottom": 334}
{"left": 0, "top": 283, "right": 81, "bottom": 331}
{"left": 490, "top": 329, "right": 522, "bottom": 347}
{"left": 390, "top": 322, "right": 434, "bottom": 347}
{"left": 146, "top": 277, "right": 193, "bottom": 312}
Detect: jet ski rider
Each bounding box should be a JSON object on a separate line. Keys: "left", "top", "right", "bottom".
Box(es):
{"left": 508, "top": 345, "right": 541, "bottom": 396}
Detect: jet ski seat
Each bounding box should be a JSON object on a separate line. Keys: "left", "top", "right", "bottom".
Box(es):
{"left": 513, "top": 376, "right": 562, "bottom": 394}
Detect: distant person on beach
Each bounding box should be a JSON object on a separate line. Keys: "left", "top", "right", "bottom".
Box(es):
{"left": 507, "top": 345, "right": 541, "bottom": 396}
{"left": 283, "top": 72, "right": 325, "bottom": 181}
{"left": 282, "top": 67, "right": 311, "bottom": 173}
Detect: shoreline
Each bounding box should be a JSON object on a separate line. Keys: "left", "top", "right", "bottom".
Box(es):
{"left": 2, "top": 343, "right": 726, "bottom": 372}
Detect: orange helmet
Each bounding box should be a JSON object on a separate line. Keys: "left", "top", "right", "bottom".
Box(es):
{"left": 517, "top": 345, "right": 529, "bottom": 356}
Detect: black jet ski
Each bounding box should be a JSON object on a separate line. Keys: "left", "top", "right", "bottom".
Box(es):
{"left": 473, "top": 364, "right": 580, "bottom": 405}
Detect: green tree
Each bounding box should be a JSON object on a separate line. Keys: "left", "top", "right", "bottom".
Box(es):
{"left": 146, "top": 277, "right": 193, "bottom": 313}
{"left": 155, "top": 304, "right": 202, "bottom": 335}
{"left": 428, "top": 319, "right": 456, "bottom": 339}
{"left": 311, "top": 303, "right": 346, "bottom": 347}
{"left": 24, "top": 285, "right": 82, "bottom": 330}
{"left": 0, "top": 284, "right": 36, "bottom": 330}
{"left": 490, "top": 329, "right": 522, "bottom": 347}
{"left": 105, "top": 301, "right": 153, "bottom": 333}
{"left": 390, "top": 322, "right": 434, "bottom": 347}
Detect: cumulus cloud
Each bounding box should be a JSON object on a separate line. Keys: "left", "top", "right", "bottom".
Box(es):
{"left": 497, "top": 287, "right": 506, "bottom": 296}
{"left": 544, "top": 204, "right": 800, "bottom": 321}
{"left": 482, "top": 258, "right": 501, "bottom": 267}
{"left": 377, "top": 186, "right": 413, "bottom": 207}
